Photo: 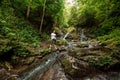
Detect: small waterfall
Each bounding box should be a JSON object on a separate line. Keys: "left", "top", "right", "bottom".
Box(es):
{"left": 80, "top": 29, "right": 87, "bottom": 42}
{"left": 62, "top": 31, "right": 76, "bottom": 50}
{"left": 63, "top": 32, "right": 70, "bottom": 40}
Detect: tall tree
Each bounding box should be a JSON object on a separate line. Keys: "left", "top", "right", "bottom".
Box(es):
{"left": 39, "top": 0, "right": 46, "bottom": 32}
{"left": 26, "top": 0, "right": 32, "bottom": 18}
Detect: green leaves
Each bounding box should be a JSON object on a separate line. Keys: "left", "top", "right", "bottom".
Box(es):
{"left": 0, "top": 4, "right": 41, "bottom": 57}
{"left": 98, "top": 28, "right": 120, "bottom": 49}
{"left": 90, "top": 55, "right": 118, "bottom": 70}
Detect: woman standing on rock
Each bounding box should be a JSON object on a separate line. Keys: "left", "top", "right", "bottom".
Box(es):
{"left": 50, "top": 30, "right": 57, "bottom": 49}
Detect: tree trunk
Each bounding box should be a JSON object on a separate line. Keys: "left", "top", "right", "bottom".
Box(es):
{"left": 40, "top": 0, "right": 46, "bottom": 32}
{"left": 26, "top": 0, "right": 32, "bottom": 18}
{"left": 26, "top": 6, "right": 30, "bottom": 18}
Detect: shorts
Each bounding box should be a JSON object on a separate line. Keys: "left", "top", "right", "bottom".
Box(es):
{"left": 52, "top": 39, "right": 56, "bottom": 44}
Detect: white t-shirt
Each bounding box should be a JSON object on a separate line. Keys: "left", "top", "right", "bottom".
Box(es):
{"left": 51, "top": 32, "right": 56, "bottom": 40}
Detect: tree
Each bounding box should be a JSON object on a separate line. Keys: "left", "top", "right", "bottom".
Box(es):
{"left": 39, "top": 0, "right": 46, "bottom": 32}
{"left": 26, "top": 0, "right": 32, "bottom": 18}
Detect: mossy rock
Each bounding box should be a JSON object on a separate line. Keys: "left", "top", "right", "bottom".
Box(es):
{"left": 76, "top": 42, "right": 88, "bottom": 48}
{"left": 61, "top": 59, "right": 77, "bottom": 76}
{"left": 24, "top": 57, "right": 35, "bottom": 65}
{"left": 38, "top": 49, "right": 51, "bottom": 55}
{"left": 86, "top": 55, "right": 118, "bottom": 70}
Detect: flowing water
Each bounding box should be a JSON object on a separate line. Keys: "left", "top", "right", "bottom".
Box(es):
{"left": 63, "top": 32, "right": 70, "bottom": 40}
{"left": 17, "top": 51, "right": 68, "bottom": 80}
{"left": 40, "top": 60, "right": 69, "bottom": 80}
{"left": 80, "top": 29, "right": 87, "bottom": 42}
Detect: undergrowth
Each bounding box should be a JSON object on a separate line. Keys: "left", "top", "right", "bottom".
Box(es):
{"left": 0, "top": 7, "right": 41, "bottom": 60}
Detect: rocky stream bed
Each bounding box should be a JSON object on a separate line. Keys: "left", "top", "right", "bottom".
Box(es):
{"left": 0, "top": 39, "right": 120, "bottom": 80}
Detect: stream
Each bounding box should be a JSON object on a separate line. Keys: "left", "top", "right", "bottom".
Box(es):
{"left": 17, "top": 51, "right": 68, "bottom": 80}
{"left": 1, "top": 29, "right": 120, "bottom": 80}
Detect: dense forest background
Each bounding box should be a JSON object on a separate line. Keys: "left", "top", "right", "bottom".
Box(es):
{"left": 0, "top": 0, "right": 120, "bottom": 65}
{"left": 68, "top": 0, "right": 120, "bottom": 49}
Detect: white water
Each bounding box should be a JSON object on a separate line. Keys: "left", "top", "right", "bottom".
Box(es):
{"left": 63, "top": 32, "right": 70, "bottom": 40}
{"left": 17, "top": 51, "right": 68, "bottom": 80}
{"left": 18, "top": 52, "right": 58, "bottom": 80}
{"left": 80, "top": 29, "right": 87, "bottom": 42}
{"left": 23, "top": 60, "right": 53, "bottom": 80}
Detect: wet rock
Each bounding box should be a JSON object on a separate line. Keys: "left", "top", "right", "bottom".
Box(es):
{"left": 88, "top": 40, "right": 100, "bottom": 48}
{"left": 76, "top": 42, "right": 89, "bottom": 48}
{"left": 5, "top": 74, "right": 19, "bottom": 80}
{"left": 0, "top": 68, "right": 10, "bottom": 80}
{"left": 62, "top": 55, "right": 97, "bottom": 78}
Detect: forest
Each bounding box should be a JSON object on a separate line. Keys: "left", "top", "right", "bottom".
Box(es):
{"left": 0, "top": 0, "right": 120, "bottom": 79}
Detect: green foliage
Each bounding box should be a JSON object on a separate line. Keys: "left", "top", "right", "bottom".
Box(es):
{"left": 14, "top": 45, "right": 29, "bottom": 57}
{"left": 75, "top": 53, "right": 81, "bottom": 59}
{"left": 0, "top": 39, "right": 12, "bottom": 54}
{"left": 0, "top": 5, "right": 41, "bottom": 58}
{"left": 1, "top": 0, "right": 65, "bottom": 32}
{"left": 0, "top": 0, "right": 65, "bottom": 62}
{"left": 56, "top": 40, "right": 68, "bottom": 45}
{"left": 38, "top": 49, "right": 51, "bottom": 55}
{"left": 88, "top": 55, "right": 116, "bottom": 69}
{"left": 11, "top": 0, "right": 44, "bottom": 17}
{"left": 40, "top": 32, "right": 50, "bottom": 40}
{"left": 95, "top": 16, "right": 120, "bottom": 36}
{"left": 44, "top": 0, "right": 65, "bottom": 29}
{"left": 68, "top": 0, "right": 120, "bottom": 33}
{"left": 74, "top": 52, "right": 119, "bottom": 70}
{"left": 98, "top": 28, "right": 120, "bottom": 48}
{"left": 66, "top": 0, "right": 120, "bottom": 50}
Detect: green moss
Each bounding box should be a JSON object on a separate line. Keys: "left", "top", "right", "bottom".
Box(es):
{"left": 38, "top": 49, "right": 51, "bottom": 55}
{"left": 61, "top": 59, "right": 77, "bottom": 76}
{"left": 56, "top": 40, "right": 68, "bottom": 45}
{"left": 87, "top": 55, "right": 118, "bottom": 70}
{"left": 75, "top": 53, "right": 81, "bottom": 59}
